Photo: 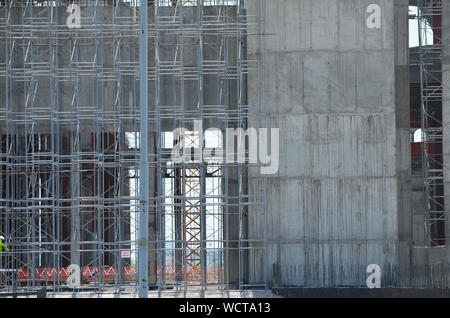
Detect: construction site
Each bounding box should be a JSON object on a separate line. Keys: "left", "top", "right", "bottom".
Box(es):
{"left": 0, "top": 0, "right": 449, "bottom": 298}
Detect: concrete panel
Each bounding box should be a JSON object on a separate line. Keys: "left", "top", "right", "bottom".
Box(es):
{"left": 303, "top": 52, "right": 331, "bottom": 112}
{"left": 355, "top": 51, "right": 395, "bottom": 111}
{"left": 310, "top": 0, "right": 339, "bottom": 51}
{"left": 329, "top": 53, "right": 357, "bottom": 112}
{"left": 338, "top": 0, "right": 365, "bottom": 51}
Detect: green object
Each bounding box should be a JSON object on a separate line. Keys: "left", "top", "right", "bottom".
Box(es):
{"left": 0, "top": 238, "right": 8, "bottom": 252}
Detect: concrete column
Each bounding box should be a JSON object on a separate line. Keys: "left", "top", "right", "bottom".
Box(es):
{"left": 248, "top": 0, "right": 402, "bottom": 287}
{"left": 394, "top": 0, "right": 413, "bottom": 285}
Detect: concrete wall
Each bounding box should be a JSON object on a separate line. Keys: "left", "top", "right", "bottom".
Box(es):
{"left": 248, "top": 0, "right": 413, "bottom": 287}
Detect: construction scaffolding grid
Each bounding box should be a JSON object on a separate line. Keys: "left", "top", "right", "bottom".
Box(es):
{"left": 415, "top": 0, "right": 447, "bottom": 248}
{"left": 0, "top": 0, "right": 267, "bottom": 295}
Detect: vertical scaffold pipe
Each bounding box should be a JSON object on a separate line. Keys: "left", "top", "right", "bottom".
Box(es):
{"left": 138, "top": 0, "right": 149, "bottom": 298}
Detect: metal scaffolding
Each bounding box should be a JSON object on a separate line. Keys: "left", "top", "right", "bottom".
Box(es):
{"left": 416, "top": 0, "right": 446, "bottom": 249}
{"left": 0, "top": 0, "right": 267, "bottom": 295}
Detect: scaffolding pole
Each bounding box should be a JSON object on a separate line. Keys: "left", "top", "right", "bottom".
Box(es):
{"left": 138, "top": 0, "right": 149, "bottom": 298}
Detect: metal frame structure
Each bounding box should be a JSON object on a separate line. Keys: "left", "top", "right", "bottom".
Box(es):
{"left": 0, "top": 0, "right": 267, "bottom": 296}
{"left": 416, "top": 0, "right": 446, "bottom": 249}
